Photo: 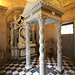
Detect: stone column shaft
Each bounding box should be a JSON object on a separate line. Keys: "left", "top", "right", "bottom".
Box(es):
{"left": 56, "top": 20, "right": 62, "bottom": 72}
{"left": 25, "top": 22, "right": 30, "bottom": 69}
{"left": 38, "top": 18, "right": 46, "bottom": 75}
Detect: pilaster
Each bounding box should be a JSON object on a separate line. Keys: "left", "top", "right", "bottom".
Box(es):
{"left": 25, "top": 22, "right": 31, "bottom": 69}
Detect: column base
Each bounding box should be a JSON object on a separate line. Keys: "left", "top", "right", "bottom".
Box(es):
{"left": 25, "top": 65, "right": 31, "bottom": 70}
{"left": 56, "top": 67, "right": 64, "bottom": 73}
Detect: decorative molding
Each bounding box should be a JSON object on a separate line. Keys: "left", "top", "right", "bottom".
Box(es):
{"left": 22, "top": 0, "right": 64, "bottom": 19}
{"left": 0, "top": 5, "right": 8, "bottom": 11}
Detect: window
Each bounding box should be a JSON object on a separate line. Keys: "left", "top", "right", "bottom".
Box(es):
{"left": 61, "top": 23, "right": 73, "bottom": 34}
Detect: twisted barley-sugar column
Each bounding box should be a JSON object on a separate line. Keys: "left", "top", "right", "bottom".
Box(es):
{"left": 56, "top": 20, "right": 62, "bottom": 72}
{"left": 25, "top": 22, "right": 31, "bottom": 69}
{"left": 38, "top": 17, "right": 46, "bottom": 75}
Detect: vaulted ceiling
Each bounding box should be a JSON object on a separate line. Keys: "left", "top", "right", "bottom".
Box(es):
{"left": 0, "top": 0, "right": 75, "bottom": 9}
{"left": 59, "top": 0, "right": 75, "bottom": 7}
{"left": 26, "top": 0, "right": 75, "bottom": 7}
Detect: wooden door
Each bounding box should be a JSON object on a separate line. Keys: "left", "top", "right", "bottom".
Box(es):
{"left": 61, "top": 22, "right": 74, "bottom": 59}
{"left": 62, "top": 34, "right": 74, "bottom": 59}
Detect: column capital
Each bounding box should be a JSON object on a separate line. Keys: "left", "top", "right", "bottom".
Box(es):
{"left": 37, "top": 14, "right": 47, "bottom": 21}
{"left": 56, "top": 20, "right": 63, "bottom": 24}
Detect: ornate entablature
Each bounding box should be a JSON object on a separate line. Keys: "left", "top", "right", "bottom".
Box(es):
{"left": 22, "top": 0, "right": 64, "bottom": 25}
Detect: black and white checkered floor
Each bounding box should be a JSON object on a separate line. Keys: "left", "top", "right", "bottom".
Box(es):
{"left": 0, "top": 53, "right": 75, "bottom": 75}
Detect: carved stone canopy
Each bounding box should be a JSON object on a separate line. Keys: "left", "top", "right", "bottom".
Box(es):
{"left": 22, "top": 0, "right": 64, "bottom": 25}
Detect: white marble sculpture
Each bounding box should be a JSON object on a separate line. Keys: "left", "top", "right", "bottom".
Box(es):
{"left": 10, "top": 16, "right": 36, "bottom": 58}
{"left": 22, "top": 0, "right": 64, "bottom": 74}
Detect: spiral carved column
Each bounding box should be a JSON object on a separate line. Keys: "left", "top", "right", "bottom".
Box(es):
{"left": 38, "top": 17, "right": 46, "bottom": 75}
{"left": 56, "top": 20, "right": 62, "bottom": 72}
{"left": 25, "top": 22, "right": 31, "bottom": 69}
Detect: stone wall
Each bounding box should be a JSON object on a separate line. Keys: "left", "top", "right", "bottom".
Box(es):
{"left": 62, "top": 8, "right": 75, "bottom": 22}
{"left": 0, "top": 6, "right": 7, "bottom": 63}
{"left": 35, "top": 23, "right": 57, "bottom": 56}
{"left": 44, "top": 24, "right": 57, "bottom": 56}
